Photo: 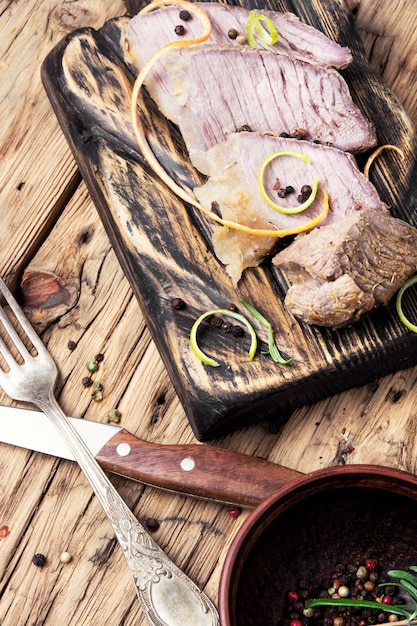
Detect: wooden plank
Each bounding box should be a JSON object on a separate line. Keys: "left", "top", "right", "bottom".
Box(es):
{"left": 0, "top": 0, "right": 127, "bottom": 283}
{"left": 41, "top": 0, "right": 417, "bottom": 439}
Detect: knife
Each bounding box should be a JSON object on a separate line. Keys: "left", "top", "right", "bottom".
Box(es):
{"left": 0, "top": 405, "right": 301, "bottom": 507}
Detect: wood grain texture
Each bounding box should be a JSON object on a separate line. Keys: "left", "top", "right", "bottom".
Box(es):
{"left": 0, "top": 2, "right": 416, "bottom": 625}
{"left": 41, "top": 0, "right": 417, "bottom": 439}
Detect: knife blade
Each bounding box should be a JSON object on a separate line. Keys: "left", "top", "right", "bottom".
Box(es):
{"left": 0, "top": 405, "right": 301, "bottom": 507}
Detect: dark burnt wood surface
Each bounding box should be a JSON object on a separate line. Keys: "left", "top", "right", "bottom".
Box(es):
{"left": 42, "top": 0, "right": 417, "bottom": 440}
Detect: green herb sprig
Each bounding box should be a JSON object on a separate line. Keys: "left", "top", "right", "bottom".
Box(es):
{"left": 240, "top": 299, "right": 292, "bottom": 364}
{"left": 306, "top": 566, "right": 417, "bottom": 625}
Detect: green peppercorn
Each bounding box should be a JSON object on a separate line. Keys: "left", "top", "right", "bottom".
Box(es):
{"left": 86, "top": 360, "right": 99, "bottom": 373}
{"left": 107, "top": 409, "right": 121, "bottom": 423}
{"left": 91, "top": 389, "right": 103, "bottom": 402}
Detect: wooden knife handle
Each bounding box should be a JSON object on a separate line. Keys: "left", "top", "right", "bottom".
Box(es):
{"left": 96, "top": 429, "right": 302, "bottom": 507}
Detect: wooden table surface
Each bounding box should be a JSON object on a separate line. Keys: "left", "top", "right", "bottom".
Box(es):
{"left": 0, "top": 1, "right": 416, "bottom": 624}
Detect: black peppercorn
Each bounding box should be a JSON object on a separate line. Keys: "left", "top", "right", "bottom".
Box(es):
{"left": 227, "top": 28, "right": 238, "bottom": 39}
{"left": 145, "top": 518, "right": 160, "bottom": 531}
{"left": 210, "top": 316, "right": 223, "bottom": 328}
{"left": 179, "top": 9, "right": 190, "bottom": 20}
{"left": 82, "top": 376, "right": 93, "bottom": 387}
{"left": 174, "top": 24, "right": 185, "bottom": 36}
{"left": 221, "top": 321, "right": 232, "bottom": 333}
{"left": 67, "top": 340, "right": 77, "bottom": 351}
{"left": 32, "top": 553, "right": 47, "bottom": 567}
{"left": 231, "top": 325, "right": 244, "bottom": 337}
{"left": 95, "top": 353, "right": 104, "bottom": 363}
{"left": 171, "top": 297, "right": 185, "bottom": 310}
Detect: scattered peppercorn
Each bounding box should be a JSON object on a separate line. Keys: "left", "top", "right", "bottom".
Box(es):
{"left": 236, "top": 124, "right": 251, "bottom": 132}
{"left": 231, "top": 325, "right": 244, "bottom": 338}
{"left": 82, "top": 376, "right": 93, "bottom": 387}
{"left": 171, "top": 297, "right": 186, "bottom": 310}
{"left": 226, "top": 303, "right": 237, "bottom": 311}
{"left": 236, "top": 34, "right": 247, "bottom": 45}
{"left": 0, "top": 525, "right": 10, "bottom": 538}
{"left": 91, "top": 389, "right": 103, "bottom": 402}
{"left": 32, "top": 553, "right": 47, "bottom": 567}
{"left": 145, "top": 517, "right": 160, "bottom": 531}
{"left": 298, "top": 184, "right": 313, "bottom": 203}
{"left": 174, "top": 24, "right": 185, "bottom": 36}
{"left": 95, "top": 353, "right": 104, "bottom": 363}
{"left": 221, "top": 321, "right": 233, "bottom": 333}
{"left": 86, "top": 360, "right": 99, "bottom": 373}
{"left": 227, "top": 28, "right": 238, "bottom": 39}
{"left": 179, "top": 9, "right": 190, "bottom": 20}
{"left": 300, "top": 184, "right": 312, "bottom": 196}
{"left": 293, "top": 128, "right": 308, "bottom": 140}
{"left": 67, "top": 340, "right": 77, "bottom": 351}
{"left": 60, "top": 551, "right": 72, "bottom": 563}
{"left": 107, "top": 409, "right": 121, "bottom": 423}
{"left": 209, "top": 315, "right": 223, "bottom": 329}
{"left": 228, "top": 506, "right": 242, "bottom": 518}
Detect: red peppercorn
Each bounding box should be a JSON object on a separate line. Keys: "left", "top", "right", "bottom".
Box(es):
{"left": 382, "top": 595, "right": 392, "bottom": 604}
{"left": 0, "top": 525, "right": 10, "bottom": 538}
{"left": 290, "top": 620, "right": 302, "bottom": 626}
{"left": 287, "top": 591, "right": 299, "bottom": 603}
{"left": 365, "top": 558, "right": 378, "bottom": 570}
{"left": 228, "top": 506, "right": 242, "bottom": 518}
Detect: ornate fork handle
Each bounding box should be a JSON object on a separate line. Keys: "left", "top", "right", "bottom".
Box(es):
{"left": 38, "top": 391, "right": 219, "bottom": 626}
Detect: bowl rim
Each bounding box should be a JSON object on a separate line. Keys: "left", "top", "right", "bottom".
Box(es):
{"left": 218, "top": 463, "right": 417, "bottom": 626}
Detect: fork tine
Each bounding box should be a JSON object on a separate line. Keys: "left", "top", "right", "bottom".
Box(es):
{"left": 0, "top": 305, "right": 33, "bottom": 363}
{"left": 0, "top": 334, "right": 22, "bottom": 373}
{"left": 0, "top": 278, "right": 44, "bottom": 352}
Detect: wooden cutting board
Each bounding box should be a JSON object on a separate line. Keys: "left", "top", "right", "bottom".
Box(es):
{"left": 41, "top": 0, "right": 417, "bottom": 440}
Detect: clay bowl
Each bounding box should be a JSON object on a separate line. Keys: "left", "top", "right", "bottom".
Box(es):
{"left": 219, "top": 464, "right": 417, "bottom": 626}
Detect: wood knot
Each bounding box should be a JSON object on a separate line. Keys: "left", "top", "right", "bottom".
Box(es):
{"left": 20, "top": 269, "right": 79, "bottom": 325}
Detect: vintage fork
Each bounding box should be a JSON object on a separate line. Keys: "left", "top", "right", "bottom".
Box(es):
{"left": 0, "top": 277, "right": 219, "bottom": 626}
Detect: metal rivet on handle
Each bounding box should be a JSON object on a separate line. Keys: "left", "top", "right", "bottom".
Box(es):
{"left": 180, "top": 457, "right": 195, "bottom": 471}
{"left": 116, "top": 442, "right": 131, "bottom": 457}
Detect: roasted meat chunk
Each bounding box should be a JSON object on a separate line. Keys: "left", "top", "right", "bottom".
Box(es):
{"left": 273, "top": 208, "right": 417, "bottom": 327}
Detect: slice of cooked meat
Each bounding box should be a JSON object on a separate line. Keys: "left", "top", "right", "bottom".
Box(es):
{"left": 126, "top": 2, "right": 352, "bottom": 70}
{"left": 193, "top": 132, "right": 386, "bottom": 284}
{"left": 273, "top": 208, "right": 417, "bottom": 327}
{"left": 146, "top": 45, "right": 375, "bottom": 171}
